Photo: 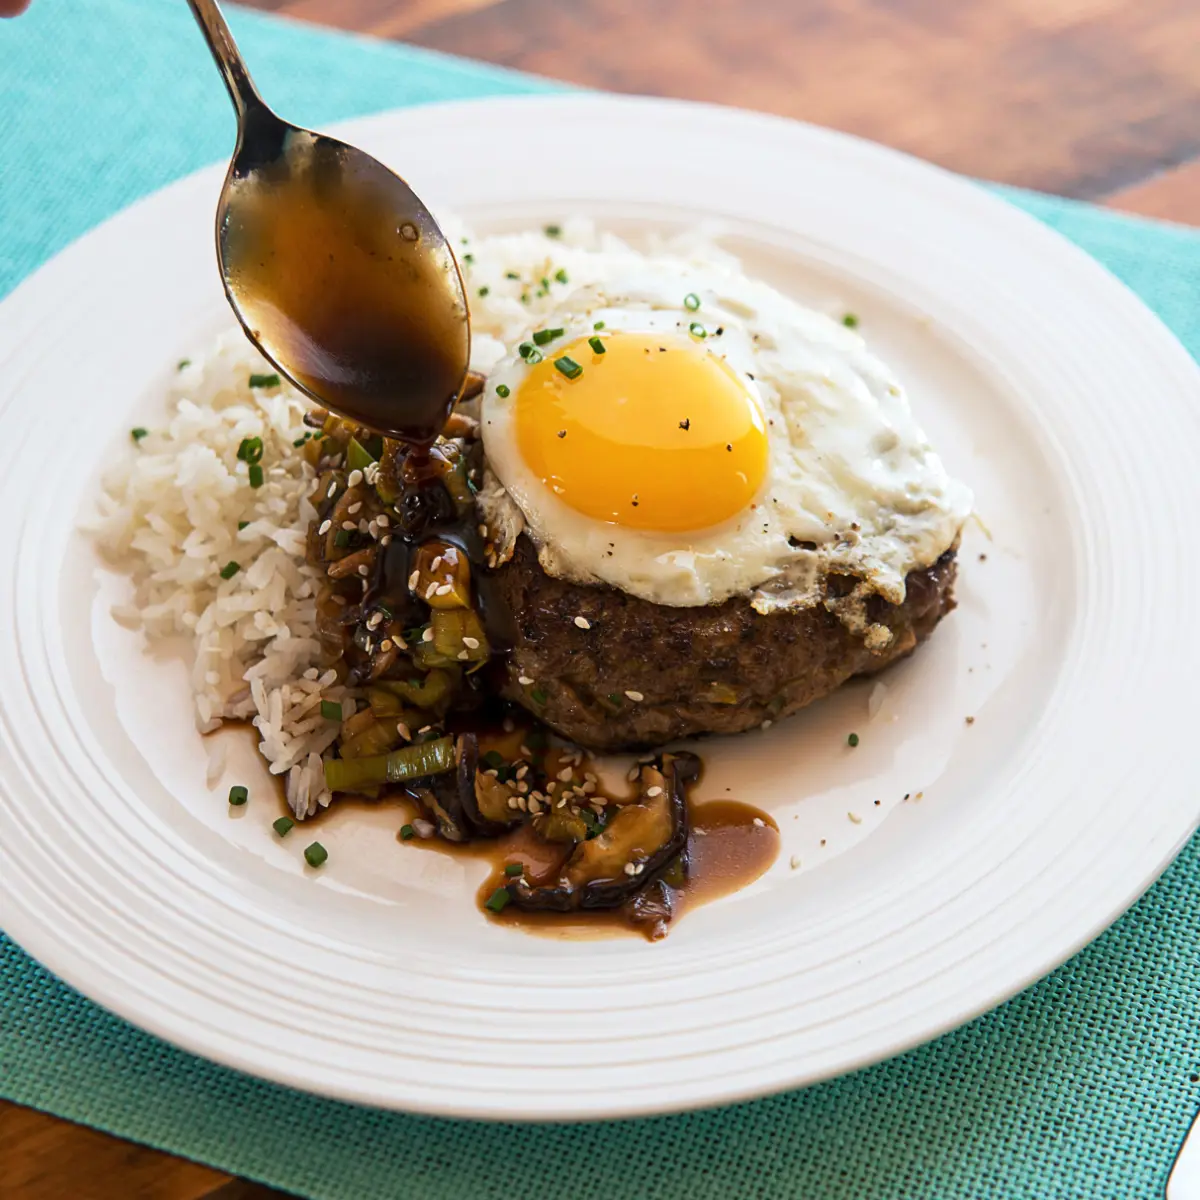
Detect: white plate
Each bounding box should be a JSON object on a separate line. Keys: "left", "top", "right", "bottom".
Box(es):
{"left": 1, "top": 94, "right": 1198, "bottom": 1121}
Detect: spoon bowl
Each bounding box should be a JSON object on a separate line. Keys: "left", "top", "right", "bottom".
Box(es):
{"left": 188, "top": 0, "right": 470, "bottom": 443}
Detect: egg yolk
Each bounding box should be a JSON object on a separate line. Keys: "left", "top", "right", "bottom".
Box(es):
{"left": 514, "top": 331, "right": 769, "bottom": 532}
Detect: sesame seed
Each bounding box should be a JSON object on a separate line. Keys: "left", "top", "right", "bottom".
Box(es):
{"left": 318, "top": 519, "right": 332, "bottom": 535}
{"left": 517, "top": 781, "right": 530, "bottom": 795}
{"left": 574, "top": 616, "right": 591, "bottom": 630}
{"left": 790, "top": 855, "right": 801, "bottom": 870}
{"left": 379, "top": 639, "right": 393, "bottom": 652}
{"left": 848, "top": 812, "right": 862, "bottom": 824}
{"left": 380, "top": 534, "right": 392, "bottom": 545}
{"left": 396, "top": 722, "right": 411, "bottom": 740}
{"left": 625, "top": 690, "right": 644, "bottom": 702}
{"left": 408, "top": 570, "right": 419, "bottom": 589}
{"left": 645, "top": 786, "right": 663, "bottom": 798}
{"left": 516, "top": 765, "right": 529, "bottom": 780}
{"left": 462, "top": 636, "right": 480, "bottom": 649}
{"left": 547, "top": 782, "right": 558, "bottom": 794}
{"left": 376, "top": 514, "right": 390, "bottom": 527}
{"left": 519, "top": 744, "right": 532, "bottom": 757}
{"left": 348, "top": 502, "right": 362, "bottom": 515}
{"left": 425, "top": 583, "right": 437, "bottom": 599}
{"left": 623, "top": 863, "right": 637, "bottom": 876}
{"left": 528, "top": 797, "right": 541, "bottom": 813}
{"left": 517, "top": 796, "right": 529, "bottom": 812}
{"left": 518, "top": 676, "right": 534, "bottom": 686}
{"left": 753, "top": 817, "right": 765, "bottom": 827}
{"left": 357, "top": 565, "right": 370, "bottom": 577}
{"left": 554, "top": 767, "right": 571, "bottom": 782}
{"left": 436, "top": 583, "right": 453, "bottom": 596}
{"left": 342, "top": 520, "right": 356, "bottom": 531}
{"left": 430, "top": 555, "right": 444, "bottom": 571}
{"left": 761, "top": 719, "right": 773, "bottom": 729}
{"left": 457, "top": 650, "right": 469, "bottom": 660}
{"left": 347, "top": 469, "right": 364, "bottom": 487}
{"left": 508, "top": 797, "right": 520, "bottom": 810}
{"left": 358, "top": 519, "right": 370, "bottom": 534}
{"left": 418, "top": 725, "right": 433, "bottom": 734}
{"left": 581, "top": 781, "right": 596, "bottom": 794}
{"left": 477, "top": 524, "right": 488, "bottom": 537}
{"left": 367, "top": 612, "right": 383, "bottom": 629}
{"left": 422, "top": 628, "right": 434, "bottom": 642}
{"left": 485, "top": 769, "right": 499, "bottom": 779}
{"left": 633, "top": 864, "right": 644, "bottom": 875}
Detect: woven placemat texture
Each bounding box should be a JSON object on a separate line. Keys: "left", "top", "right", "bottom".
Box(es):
{"left": 3, "top": 3, "right": 1200, "bottom": 1197}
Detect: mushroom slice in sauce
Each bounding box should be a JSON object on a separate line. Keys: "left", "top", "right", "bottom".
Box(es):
{"left": 509, "top": 752, "right": 699, "bottom": 913}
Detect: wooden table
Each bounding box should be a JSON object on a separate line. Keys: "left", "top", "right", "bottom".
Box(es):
{"left": 5, "top": 0, "right": 1200, "bottom": 1195}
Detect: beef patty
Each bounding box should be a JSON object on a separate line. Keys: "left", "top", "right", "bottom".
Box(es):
{"left": 489, "top": 537, "right": 958, "bottom": 751}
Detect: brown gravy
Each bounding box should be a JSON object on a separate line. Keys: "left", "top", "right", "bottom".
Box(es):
{"left": 221, "top": 131, "right": 468, "bottom": 442}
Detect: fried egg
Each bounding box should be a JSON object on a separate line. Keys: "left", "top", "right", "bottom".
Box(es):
{"left": 473, "top": 246, "right": 972, "bottom": 619}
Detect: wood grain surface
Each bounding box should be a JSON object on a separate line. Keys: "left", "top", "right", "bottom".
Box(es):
{"left": 6, "top": 0, "right": 1200, "bottom": 1196}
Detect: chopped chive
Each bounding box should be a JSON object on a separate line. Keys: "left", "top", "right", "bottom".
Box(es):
{"left": 485, "top": 886, "right": 511, "bottom": 913}
{"left": 219, "top": 561, "right": 241, "bottom": 580}
{"left": 333, "top": 529, "right": 351, "bottom": 548}
{"left": 684, "top": 292, "right": 701, "bottom": 311}
{"left": 842, "top": 313, "right": 859, "bottom": 328}
{"left": 525, "top": 348, "right": 543, "bottom": 364}
{"left": 304, "top": 841, "right": 328, "bottom": 868}
{"left": 238, "top": 520, "right": 250, "bottom": 531}
{"left": 544, "top": 224, "right": 561, "bottom": 238}
{"left": 540, "top": 276, "right": 550, "bottom": 291}
{"left": 518, "top": 342, "right": 536, "bottom": 359}
{"left": 847, "top": 732, "right": 860, "bottom": 747}
{"left": 505, "top": 271, "right": 520, "bottom": 280}
{"left": 496, "top": 384, "right": 510, "bottom": 398}
{"left": 532, "top": 327, "right": 564, "bottom": 346}
{"left": 607, "top": 692, "right": 623, "bottom": 706}
{"left": 177, "top": 358, "right": 191, "bottom": 370}
{"left": 400, "top": 824, "right": 415, "bottom": 841}
{"left": 554, "top": 356, "right": 583, "bottom": 380}
{"left": 521, "top": 292, "right": 530, "bottom": 304}
{"left": 293, "top": 437, "right": 307, "bottom": 447}
{"left": 237, "top": 436, "right": 264, "bottom": 464}
{"left": 248, "top": 372, "right": 281, "bottom": 389}
{"left": 554, "top": 267, "right": 569, "bottom": 284}
{"left": 228, "top": 785, "right": 248, "bottom": 806}
{"left": 248, "top": 463, "right": 264, "bottom": 489}
{"left": 478, "top": 285, "right": 490, "bottom": 297}
{"left": 481, "top": 750, "right": 506, "bottom": 770}
{"left": 688, "top": 322, "right": 706, "bottom": 339}
{"left": 531, "top": 687, "right": 548, "bottom": 705}
{"left": 320, "top": 700, "right": 343, "bottom": 722}
{"left": 504, "top": 863, "right": 524, "bottom": 877}
{"left": 588, "top": 336, "right": 606, "bottom": 355}
{"left": 131, "top": 427, "right": 149, "bottom": 442}
{"left": 463, "top": 253, "right": 475, "bottom": 265}
{"left": 593, "top": 320, "right": 605, "bottom": 330}
{"left": 273, "top": 816, "right": 295, "bottom": 837}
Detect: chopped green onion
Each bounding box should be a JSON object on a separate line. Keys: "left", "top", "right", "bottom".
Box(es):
{"left": 400, "top": 824, "right": 415, "bottom": 841}
{"left": 554, "top": 356, "right": 583, "bottom": 380}
{"left": 496, "top": 384, "right": 510, "bottom": 398}
{"left": 249, "top": 372, "right": 281, "bottom": 389}
{"left": 588, "top": 336, "right": 606, "bottom": 355}
{"left": 322, "top": 736, "right": 456, "bottom": 793}
{"left": 293, "top": 437, "right": 307, "bottom": 447}
{"left": 237, "top": 520, "right": 250, "bottom": 531}
{"left": 688, "top": 322, "right": 706, "bottom": 339}
{"left": 219, "top": 561, "right": 241, "bottom": 580}
{"left": 478, "top": 285, "right": 490, "bottom": 297}
{"left": 847, "top": 732, "right": 860, "bottom": 747}
{"left": 531, "top": 687, "right": 548, "bottom": 705}
{"left": 481, "top": 750, "right": 506, "bottom": 771}
{"left": 525, "top": 348, "right": 543, "bottom": 364}
{"left": 544, "top": 224, "right": 562, "bottom": 238}
{"left": 606, "top": 692, "right": 623, "bottom": 706}
{"left": 320, "top": 700, "right": 343, "bottom": 722}
{"left": 131, "top": 427, "right": 149, "bottom": 442}
{"left": 504, "top": 863, "right": 524, "bottom": 877}
{"left": 335, "top": 530, "right": 355, "bottom": 549}
{"left": 248, "top": 463, "right": 264, "bottom": 489}
{"left": 273, "top": 816, "right": 294, "bottom": 837}
{"left": 346, "top": 436, "right": 376, "bottom": 473}
{"left": 842, "top": 313, "right": 859, "bottom": 328}
{"left": 532, "top": 327, "right": 564, "bottom": 346}
{"left": 177, "top": 358, "right": 191, "bottom": 370}
{"left": 554, "top": 267, "right": 569, "bottom": 284}
{"left": 684, "top": 293, "right": 701, "bottom": 311}
{"left": 304, "top": 841, "right": 328, "bottom": 868}
{"left": 237, "top": 436, "right": 264, "bottom": 464}
{"left": 593, "top": 320, "right": 605, "bottom": 330}
{"left": 505, "top": 271, "right": 520, "bottom": 280}
{"left": 485, "top": 886, "right": 511, "bottom": 913}
{"left": 518, "top": 342, "right": 537, "bottom": 359}
{"left": 463, "top": 253, "right": 475, "bottom": 265}
{"left": 228, "top": 785, "right": 248, "bottom": 807}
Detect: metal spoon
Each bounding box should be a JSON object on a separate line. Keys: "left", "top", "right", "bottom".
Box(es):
{"left": 186, "top": 0, "right": 470, "bottom": 444}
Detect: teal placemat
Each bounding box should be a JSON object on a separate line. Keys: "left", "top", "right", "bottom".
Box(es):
{"left": 4, "top": 3, "right": 1200, "bottom": 1197}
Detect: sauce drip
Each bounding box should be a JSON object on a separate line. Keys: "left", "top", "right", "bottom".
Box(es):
{"left": 221, "top": 130, "right": 469, "bottom": 443}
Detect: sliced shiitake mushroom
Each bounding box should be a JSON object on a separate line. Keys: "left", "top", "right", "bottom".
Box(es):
{"left": 508, "top": 752, "right": 699, "bottom": 912}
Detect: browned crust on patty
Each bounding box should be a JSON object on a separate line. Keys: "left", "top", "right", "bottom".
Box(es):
{"left": 490, "top": 538, "right": 958, "bottom": 751}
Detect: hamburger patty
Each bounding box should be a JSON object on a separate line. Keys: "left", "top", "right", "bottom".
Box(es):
{"left": 490, "top": 538, "right": 958, "bottom": 751}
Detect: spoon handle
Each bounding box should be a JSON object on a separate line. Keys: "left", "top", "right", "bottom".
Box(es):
{"left": 186, "top": 0, "right": 265, "bottom": 121}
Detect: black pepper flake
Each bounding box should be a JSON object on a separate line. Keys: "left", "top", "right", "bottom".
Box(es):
{"left": 631, "top": 495, "right": 639, "bottom": 507}
{"left": 726, "top": 444, "right": 732, "bottom": 452}
{"left": 679, "top": 418, "right": 690, "bottom": 431}
{"left": 557, "top": 429, "right": 567, "bottom": 439}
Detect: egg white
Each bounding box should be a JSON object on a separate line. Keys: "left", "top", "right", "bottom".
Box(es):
{"left": 468, "top": 240, "right": 972, "bottom": 623}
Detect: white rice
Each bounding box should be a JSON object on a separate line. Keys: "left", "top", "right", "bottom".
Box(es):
{"left": 88, "top": 220, "right": 744, "bottom": 819}
{"left": 87, "top": 331, "right": 344, "bottom": 817}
